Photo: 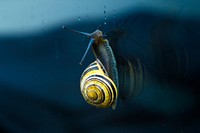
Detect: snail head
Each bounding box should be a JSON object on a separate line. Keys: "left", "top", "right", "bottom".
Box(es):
{"left": 62, "top": 25, "right": 106, "bottom": 65}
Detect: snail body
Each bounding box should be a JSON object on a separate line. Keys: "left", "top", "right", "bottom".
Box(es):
{"left": 92, "top": 39, "right": 119, "bottom": 89}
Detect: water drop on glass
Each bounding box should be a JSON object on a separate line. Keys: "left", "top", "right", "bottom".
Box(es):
{"left": 78, "top": 16, "right": 81, "bottom": 21}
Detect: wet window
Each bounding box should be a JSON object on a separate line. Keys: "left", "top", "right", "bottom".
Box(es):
{"left": 0, "top": 1, "right": 200, "bottom": 133}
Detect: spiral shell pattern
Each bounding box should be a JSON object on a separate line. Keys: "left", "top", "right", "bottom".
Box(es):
{"left": 80, "top": 59, "right": 118, "bottom": 108}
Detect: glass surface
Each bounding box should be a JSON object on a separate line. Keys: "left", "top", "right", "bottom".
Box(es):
{"left": 0, "top": 0, "right": 200, "bottom": 133}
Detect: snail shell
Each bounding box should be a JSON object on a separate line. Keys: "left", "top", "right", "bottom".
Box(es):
{"left": 80, "top": 59, "right": 118, "bottom": 109}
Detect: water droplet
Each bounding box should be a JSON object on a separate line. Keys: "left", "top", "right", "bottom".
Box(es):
{"left": 78, "top": 16, "right": 81, "bottom": 21}
{"left": 103, "top": 5, "right": 107, "bottom": 27}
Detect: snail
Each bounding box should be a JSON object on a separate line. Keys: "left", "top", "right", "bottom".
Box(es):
{"left": 62, "top": 26, "right": 119, "bottom": 109}
{"left": 62, "top": 25, "right": 146, "bottom": 109}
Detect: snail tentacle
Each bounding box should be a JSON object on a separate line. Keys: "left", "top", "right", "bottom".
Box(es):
{"left": 79, "top": 38, "right": 95, "bottom": 65}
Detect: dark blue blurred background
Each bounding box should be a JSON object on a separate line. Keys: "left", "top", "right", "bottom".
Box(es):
{"left": 0, "top": 0, "right": 200, "bottom": 133}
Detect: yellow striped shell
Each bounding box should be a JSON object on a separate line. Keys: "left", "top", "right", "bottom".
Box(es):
{"left": 80, "top": 59, "right": 118, "bottom": 109}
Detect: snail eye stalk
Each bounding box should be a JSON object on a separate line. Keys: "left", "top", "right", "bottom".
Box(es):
{"left": 79, "top": 38, "right": 95, "bottom": 65}
{"left": 62, "top": 26, "right": 91, "bottom": 37}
